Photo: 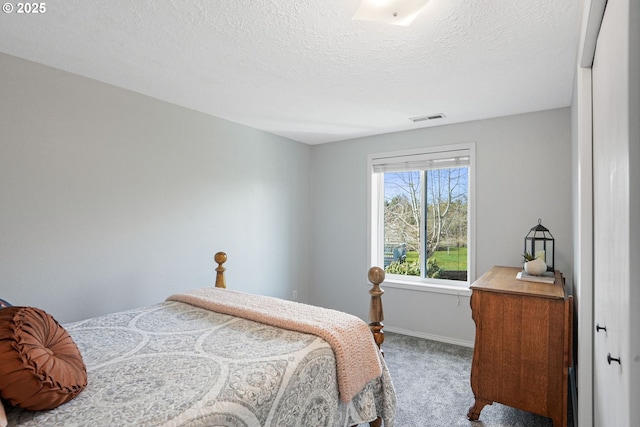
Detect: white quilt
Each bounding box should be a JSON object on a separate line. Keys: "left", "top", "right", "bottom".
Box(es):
{"left": 6, "top": 301, "right": 396, "bottom": 427}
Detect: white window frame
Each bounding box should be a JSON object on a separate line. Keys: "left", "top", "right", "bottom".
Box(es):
{"left": 367, "top": 142, "right": 476, "bottom": 295}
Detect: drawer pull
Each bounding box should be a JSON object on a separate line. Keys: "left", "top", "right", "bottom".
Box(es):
{"left": 607, "top": 353, "right": 621, "bottom": 365}
{"left": 596, "top": 323, "right": 607, "bottom": 332}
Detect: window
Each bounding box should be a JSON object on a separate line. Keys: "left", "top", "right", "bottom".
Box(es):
{"left": 368, "top": 143, "right": 475, "bottom": 288}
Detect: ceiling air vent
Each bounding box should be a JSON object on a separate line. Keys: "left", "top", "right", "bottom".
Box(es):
{"left": 409, "top": 113, "right": 446, "bottom": 123}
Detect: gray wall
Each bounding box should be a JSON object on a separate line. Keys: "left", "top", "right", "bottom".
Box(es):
{"left": 0, "top": 52, "right": 574, "bottom": 348}
{"left": 309, "top": 109, "right": 573, "bottom": 345}
{"left": 0, "top": 53, "right": 311, "bottom": 323}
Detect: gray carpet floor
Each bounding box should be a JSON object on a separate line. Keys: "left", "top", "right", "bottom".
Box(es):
{"left": 367, "top": 332, "right": 571, "bottom": 427}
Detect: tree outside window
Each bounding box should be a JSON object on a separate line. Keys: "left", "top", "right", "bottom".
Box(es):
{"left": 370, "top": 144, "right": 473, "bottom": 285}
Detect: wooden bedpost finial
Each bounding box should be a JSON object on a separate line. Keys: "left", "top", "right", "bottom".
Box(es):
{"left": 368, "top": 266, "right": 385, "bottom": 354}
{"left": 368, "top": 266, "right": 385, "bottom": 286}
{"left": 214, "top": 252, "right": 227, "bottom": 288}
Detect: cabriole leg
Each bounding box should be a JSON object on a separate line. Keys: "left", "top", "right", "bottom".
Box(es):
{"left": 467, "top": 398, "right": 492, "bottom": 421}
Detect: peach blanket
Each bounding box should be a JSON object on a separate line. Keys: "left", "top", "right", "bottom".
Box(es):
{"left": 167, "top": 287, "right": 382, "bottom": 402}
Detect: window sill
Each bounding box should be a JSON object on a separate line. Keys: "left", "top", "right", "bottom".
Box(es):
{"left": 377, "top": 278, "right": 472, "bottom": 296}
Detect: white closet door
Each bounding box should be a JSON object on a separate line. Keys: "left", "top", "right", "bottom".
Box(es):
{"left": 592, "top": 0, "right": 632, "bottom": 425}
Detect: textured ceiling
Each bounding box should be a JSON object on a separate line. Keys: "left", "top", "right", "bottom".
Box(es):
{"left": 0, "top": 0, "right": 580, "bottom": 144}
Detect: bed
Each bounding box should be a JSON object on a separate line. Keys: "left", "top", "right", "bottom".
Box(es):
{"left": 0, "top": 252, "right": 396, "bottom": 427}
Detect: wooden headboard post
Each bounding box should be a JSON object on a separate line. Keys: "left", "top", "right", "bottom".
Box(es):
{"left": 214, "top": 252, "right": 227, "bottom": 288}
{"left": 367, "top": 266, "right": 385, "bottom": 354}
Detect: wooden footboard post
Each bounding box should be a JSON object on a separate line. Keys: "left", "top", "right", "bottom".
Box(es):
{"left": 367, "top": 266, "right": 385, "bottom": 355}
{"left": 214, "top": 252, "right": 227, "bottom": 288}
{"left": 368, "top": 266, "right": 385, "bottom": 427}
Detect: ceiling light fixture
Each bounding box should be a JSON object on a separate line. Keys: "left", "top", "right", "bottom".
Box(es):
{"left": 353, "top": 0, "right": 430, "bottom": 26}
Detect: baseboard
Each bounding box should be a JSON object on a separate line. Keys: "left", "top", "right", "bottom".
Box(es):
{"left": 384, "top": 325, "right": 474, "bottom": 348}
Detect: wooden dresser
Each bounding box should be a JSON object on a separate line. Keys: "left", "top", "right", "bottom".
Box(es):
{"left": 467, "top": 265, "right": 572, "bottom": 427}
